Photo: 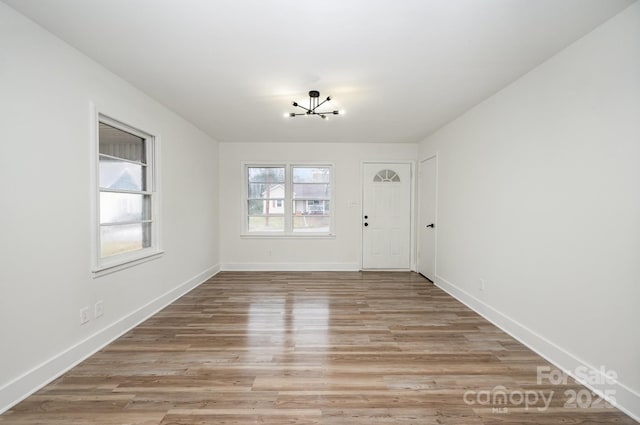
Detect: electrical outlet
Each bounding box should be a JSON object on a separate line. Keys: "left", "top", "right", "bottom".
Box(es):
{"left": 479, "top": 279, "right": 486, "bottom": 292}
{"left": 79, "top": 307, "right": 90, "bottom": 325}
{"left": 95, "top": 301, "right": 104, "bottom": 318}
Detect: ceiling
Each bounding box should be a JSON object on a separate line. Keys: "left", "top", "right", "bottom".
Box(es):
{"left": 3, "top": 0, "right": 635, "bottom": 143}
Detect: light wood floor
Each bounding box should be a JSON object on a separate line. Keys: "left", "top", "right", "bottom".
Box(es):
{"left": 1, "top": 272, "right": 635, "bottom": 424}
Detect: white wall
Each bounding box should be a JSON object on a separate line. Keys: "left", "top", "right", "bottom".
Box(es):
{"left": 0, "top": 3, "right": 219, "bottom": 412}
{"left": 219, "top": 142, "right": 417, "bottom": 270}
{"left": 419, "top": 3, "right": 640, "bottom": 419}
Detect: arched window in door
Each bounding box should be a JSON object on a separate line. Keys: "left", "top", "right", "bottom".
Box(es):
{"left": 373, "top": 169, "right": 400, "bottom": 182}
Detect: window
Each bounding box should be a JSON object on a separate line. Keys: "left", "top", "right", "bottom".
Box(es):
{"left": 247, "top": 166, "right": 285, "bottom": 232}
{"left": 292, "top": 166, "right": 331, "bottom": 233}
{"left": 373, "top": 169, "right": 400, "bottom": 182}
{"left": 245, "top": 164, "right": 333, "bottom": 235}
{"left": 94, "top": 114, "right": 160, "bottom": 271}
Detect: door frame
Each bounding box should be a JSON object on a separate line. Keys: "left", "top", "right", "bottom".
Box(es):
{"left": 418, "top": 154, "right": 438, "bottom": 280}
{"left": 360, "top": 160, "right": 416, "bottom": 271}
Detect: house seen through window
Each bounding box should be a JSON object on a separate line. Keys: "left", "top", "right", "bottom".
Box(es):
{"left": 246, "top": 164, "right": 333, "bottom": 235}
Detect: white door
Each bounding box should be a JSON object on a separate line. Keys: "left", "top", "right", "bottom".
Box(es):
{"left": 418, "top": 156, "right": 437, "bottom": 280}
{"left": 362, "top": 163, "right": 411, "bottom": 269}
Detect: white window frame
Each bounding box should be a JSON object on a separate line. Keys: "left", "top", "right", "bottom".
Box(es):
{"left": 242, "top": 162, "right": 335, "bottom": 237}
{"left": 91, "top": 109, "right": 163, "bottom": 276}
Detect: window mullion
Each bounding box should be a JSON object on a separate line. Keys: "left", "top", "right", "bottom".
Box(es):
{"left": 99, "top": 188, "right": 152, "bottom": 195}
{"left": 101, "top": 219, "right": 153, "bottom": 226}
{"left": 284, "top": 165, "right": 292, "bottom": 233}
{"left": 99, "top": 153, "right": 147, "bottom": 167}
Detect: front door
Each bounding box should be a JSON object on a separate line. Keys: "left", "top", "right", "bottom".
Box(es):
{"left": 362, "top": 163, "right": 411, "bottom": 269}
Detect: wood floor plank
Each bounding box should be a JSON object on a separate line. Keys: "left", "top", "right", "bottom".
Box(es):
{"left": 1, "top": 271, "right": 635, "bottom": 424}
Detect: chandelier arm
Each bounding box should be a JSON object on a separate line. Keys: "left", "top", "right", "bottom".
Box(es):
{"left": 312, "top": 98, "right": 330, "bottom": 112}
{"left": 293, "top": 103, "right": 311, "bottom": 113}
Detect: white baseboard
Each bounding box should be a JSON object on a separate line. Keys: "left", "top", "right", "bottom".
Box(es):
{"left": 434, "top": 274, "right": 640, "bottom": 422}
{"left": 0, "top": 264, "right": 220, "bottom": 415}
{"left": 221, "top": 262, "right": 360, "bottom": 271}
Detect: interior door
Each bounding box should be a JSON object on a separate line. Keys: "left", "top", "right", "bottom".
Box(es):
{"left": 418, "top": 156, "right": 437, "bottom": 280}
{"left": 362, "top": 163, "right": 411, "bottom": 269}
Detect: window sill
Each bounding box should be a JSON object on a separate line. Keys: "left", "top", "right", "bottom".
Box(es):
{"left": 92, "top": 250, "right": 164, "bottom": 278}
{"left": 240, "top": 233, "right": 336, "bottom": 240}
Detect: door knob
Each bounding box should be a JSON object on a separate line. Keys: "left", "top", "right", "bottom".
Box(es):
{"left": 426, "top": 223, "right": 435, "bottom": 228}
{"left": 364, "top": 215, "right": 368, "bottom": 219}
{"left": 364, "top": 222, "right": 369, "bottom": 227}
